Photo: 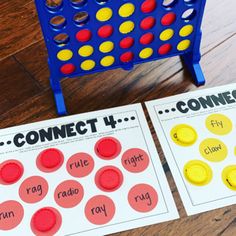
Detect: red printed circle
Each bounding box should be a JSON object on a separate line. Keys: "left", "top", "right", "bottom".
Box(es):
{"left": 95, "top": 137, "right": 121, "bottom": 160}
{"left": 128, "top": 184, "right": 158, "bottom": 212}
{"left": 120, "top": 51, "right": 134, "bottom": 63}
{"left": 36, "top": 148, "right": 64, "bottom": 173}
{"left": 67, "top": 153, "right": 94, "bottom": 178}
{"left": 95, "top": 166, "right": 123, "bottom": 192}
{"left": 60, "top": 63, "right": 76, "bottom": 75}
{"left": 98, "top": 25, "right": 113, "bottom": 38}
{"left": 19, "top": 176, "right": 48, "bottom": 203}
{"left": 76, "top": 29, "right": 92, "bottom": 42}
{"left": 54, "top": 180, "right": 84, "bottom": 208}
{"left": 85, "top": 195, "right": 115, "bottom": 225}
{"left": 161, "top": 12, "right": 176, "bottom": 26}
{"left": 139, "top": 32, "right": 154, "bottom": 45}
{"left": 158, "top": 44, "right": 172, "bottom": 55}
{"left": 119, "top": 37, "right": 134, "bottom": 49}
{"left": 0, "top": 160, "right": 24, "bottom": 185}
{"left": 140, "top": 16, "right": 156, "bottom": 30}
{"left": 31, "top": 207, "right": 62, "bottom": 235}
{"left": 141, "top": 0, "right": 157, "bottom": 13}
{"left": 0, "top": 200, "right": 24, "bottom": 230}
{"left": 122, "top": 148, "right": 150, "bottom": 173}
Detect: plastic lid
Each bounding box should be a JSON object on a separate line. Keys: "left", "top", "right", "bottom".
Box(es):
{"left": 99, "top": 169, "right": 121, "bottom": 190}
{"left": 0, "top": 161, "right": 23, "bottom": 184}
{"left": 32, "top": 208, "right": 57, "bottom": 232}
{"left": 39, "top": 148, "right": 63, "bottom": 169}
{"left": 176, "top": 127, "right": 197, "bottom": 144}
{"left": 186, "top": 164, "right": 208, "bottom": 184}
{"left": 227, "top": 170, "right": 236, "bottom": 187}
{"left": 96, "top": 138, "right": 118, "bottom": 158}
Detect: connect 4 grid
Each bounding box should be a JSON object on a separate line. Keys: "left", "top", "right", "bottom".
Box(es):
{"left": 34, "top": 0, "right": 206, "bottom": 114}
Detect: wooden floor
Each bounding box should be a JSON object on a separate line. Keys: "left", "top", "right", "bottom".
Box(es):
{"left": 0, "top": 0, "right": 236, "bottom": 235}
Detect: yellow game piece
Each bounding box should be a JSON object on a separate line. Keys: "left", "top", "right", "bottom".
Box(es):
{"left": 205, "top": 114, "right": 233, "bottom": 135}
{"left": 57, "top": 49, "right": 73, "bottom": 61}
{"left": 78, "top": 45, "right": 94, "bottom": 57}
{"left": 177, "top": 40, "right": 191, "bottom": 51}
{"left": 96, "top": 8, "right": 113, "bottom": 22}
{"left": 119, "top": 21, "right": 135, "bottom": 34}
{"left": 81, "top": 60, "right": 95, "bottom": 71}
{"left": 139, "top": 48, "right": 153, "bottom": 59}
{"left": 119, "top": 3, "right": 135, "bottom": 18}
{"left": 199, "top": 138, "right": 228, "bottom": 162}
{"left": 184, "top": 160, "right": 212, "bottom": 186}
{"left": 179, "top": 25, "right": 194, "bottom": 37}
{"left": 99, "top": 41, "right": 114, "bottom": 53}
{"left": 100, "top": 56, "right": 115, "bottom": 67}
{"left": 159, "top": 29, "right": 174, "bottom": 41}
{"left": 222, "top": 165, "right": 236, "bottom": 191}
{"left": 171, "top": 124, "right": 197, "bottom": 146}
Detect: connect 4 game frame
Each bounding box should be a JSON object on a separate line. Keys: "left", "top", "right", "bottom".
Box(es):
{"left": 34, "top": 0, "right": 207, "bottom": 115}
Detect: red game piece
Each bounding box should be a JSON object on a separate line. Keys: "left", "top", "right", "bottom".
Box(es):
{"left": 158, "top": 44, "right": 172, "bottom": 55}
{"left": 76, "top": 29, "right": 92, "bottom": 42}
{"left": 139, "top": 32, "right": 154, "bottom": 45}
{"left": 140, "top": 16, "right": 156, "bottom": 30}
{"left": 95, "top": 137, "right": 121, "bottom": 159}
{"left": 98, "top": 25, "right": 113, "bottom": 38}
{"left": 60, "top": 63, "right": 76, "bottom": 75}
{"left": 119, "top": 37, "right": 134, "bottom": 49}
{"left": 120, "top": 51, "right": 134, "bottom": 63}
{"left": 32, "top": 208, "right": 57, "bottom": 232}
{"left": 0, "top": 160, "right": 23, "bottom": 184}
{"left": 141, "top": 0, "right": 157, "bottom": 13}
{"left": 161, "top": 12, "right": 176, "bottom": 26}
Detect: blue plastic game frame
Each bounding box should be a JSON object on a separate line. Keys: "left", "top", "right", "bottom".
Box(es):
{"left": 34, "top": 0, "right": 207, "bottom": 115}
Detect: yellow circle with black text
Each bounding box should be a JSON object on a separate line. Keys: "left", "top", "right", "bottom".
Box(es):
{"left": 159, "top": 29, "right": 174, "bottom": 41}
{"left": 99, "top": 41, "right": 114, "bottom": 53}
{"left": 119, "top": 3, "right": 135, "bottom": 18}
{"left": 171, "top": 124, "right": 198, "bottom": 146}
{"left": 199, "top": 138, "right": 228, "bottom": 162}
{"left": 96, "top": 8, "right": 113, "bottom": 22}
{"left": 100, "top": 56, "right": 115, "bottom": 67}
{"left": 179, "top": 25, "right": 194, "bottom": 37}
{"left": 205, "top": 114, "right": 233, "bottom": 135}
{"left": 184, "top": 160, "right": 213, "bottom": 186}
{"left": 222, "top": 165, "right": 236, "bottom": 191}
{"left": 57, "top": 49, "right": 73, "bottom": 61}
{"left": 119, "top": 21, "right": 135, "bottom": 34}
{"left": 81, "top": 60, "right": 95, "bottom": 71}
{"left": 177, "top": 40, "right": 191, "bottom": 51}
{"left": 139, "top": 48, "right": 153, "bottom": 59}
{"left": 78, "top": 45, "right": 94, "bottom": 57}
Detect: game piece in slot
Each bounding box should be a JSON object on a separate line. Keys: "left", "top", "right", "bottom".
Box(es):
{"left": 96, "top": 8, "right": 113, "bottom": 22}
{"left": 141, "top": 0, "right": 157, "bottom": 13}
{"left": 120, "top": 51, "right": 134, "bottom": 63}
{"left": 119, "top": 21, "right": 135, "bottom": 34}
{"left": 119, "top": 37, "right": 134, "bottom": 49}
{"left": 161, "top": 12, "right": 176, "bottom": 26}
{"left": 80, "top": 60, "right": 96, "bottom": 71}
{"left": 171, "top": 124, "right": 197, "bottom": 146}
{"left": 183, "top": 160, "right": 213, "bottom": 186}
{"left": 60, "top": 63, "right": 76, "bottom": 75}
{"left": 222, "top": 165, "right": 236, "bottom": 191}
{"left": 139, "top": 47, "right": 153, "bottom": 59}
{"left": 179, "top": 25, "right": 194, "bottom": 37}
{"left": 31, "top": 207, "right": 62, "bottom": 235}
{"left": 119, "top": 3, "right": 135, "bottom": 18}
{"left": 36, "top": 148, "right": 64, "bottom": 172}
{"left": 177, "top": 39, "right": 191, "bottom": 51}
{"left": 0, "top": 160, "right": 24, "bottom": 185}
{"left": 158, "top": 43, "right": 172, "bottom": 55}
{"left": 76, "top": 29, "right": 92, "bottom": 42}
{"left": 159, "top": 29, "right": 174, "bottom": 41}
{"left": 99, "top": 41, "right": 114, "bottom": 53}
{"left": 95, "top": 166, "right": 123, "bottom": 192}
{"left": 100, "top": 56, "right": 115, "bottom": 67}
{"left": 78, "top": 45, "right": 94, "bottom": 57}
{"left": 140, "top": 16, "right": 156, "bottom": 30}
{"left": 140, "top": 32, "right": 154, "bottom": 45}
{"left": 95, "top": 137, "right": 121, "bottom": 159}
{"left": 97, "top": 25, "right": 113, "bottom": 38}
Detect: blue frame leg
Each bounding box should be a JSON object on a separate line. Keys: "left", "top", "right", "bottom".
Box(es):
{"left": 181, "top": 31, "right": 205, "bottom": 86}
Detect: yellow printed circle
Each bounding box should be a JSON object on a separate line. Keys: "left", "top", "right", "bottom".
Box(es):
{"left": 222, "top": 165, "right": 236, "bottom": 191}
{"left": 199, "top": 138, "right": 228, "bottom": 162}
{"left": 99, "top": 41, "right": 114, "bottom": 53}
{"left": 78, "top": 45, "right": 94, "bottom": 57}
{"left": 119, "top": 3, "right": 135, "bottom": 18}
{"left": 171, "top": 124, "right": 197, "bottom": 146}
{"left": 139, "top": 48, "right": 153, "bottom": 59}
{"left": 184, "top": 160, "right": 212, "bottom": 186}
{"left": 119, "top": 21, "right": 135, "bottom": 34}
{"left": 96, "top": 8, "right": 113, "bottom": 22}
{"left": 100, "top": 56, "right": 115, "bottom": 67}
{"left": 81, "top": 60, "right": 95, "bottom": 71}
{"left": 177, "top": 40, "right": 191, "bottom": 51}
{"left": 159, "top": 29, "right": 174, "bottom": 41}
{"left": 57, "top": 49, "right": 73, "bottom": 61}
{"left": 179, "top": 25, "right": 194, "bottom": 37}
{"left": 205, "top": 114, "right": 233, "bottom": 135}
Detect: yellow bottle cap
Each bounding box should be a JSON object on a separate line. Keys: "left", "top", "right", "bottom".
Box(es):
{"left": 176, "top": 127, "right": 197, "bottom": 144}
{"left": 222, "top": 165, "right": 236, "bottom": 191}
{"left": 227, "top": 170, "right": 236, "bottom": 187}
